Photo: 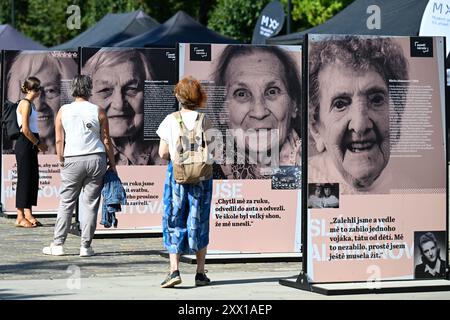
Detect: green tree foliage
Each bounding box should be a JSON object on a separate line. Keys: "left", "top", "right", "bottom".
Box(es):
{"left": 0, "top": 0, "right": 209, "bottom": 47}
{"left": 282, "top": 0, "right": 354, "bottom": 30}
{"left": 0, "top": 0, "right": 353, "bottom": 47}
{"left": 0, "top": 1, "right": 11, "bottom": 27}
{"left": 208, "top": 0, "right": 270, "bottom": 43}
{"left": 208, "top": 0, "right": 353, "bottom": 43}
{"left": 21, "top": 0, "right": 84, "bottom": 47}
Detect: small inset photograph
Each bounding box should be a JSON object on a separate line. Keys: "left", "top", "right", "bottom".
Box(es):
{"left": 414, "top": 231, "right": 447, "bottom": 279}
{"left": 308, "top": 183, "right": 339, "bottom": 209}
{"left": 271, "top": 166, "right": 301, "bottom": 190}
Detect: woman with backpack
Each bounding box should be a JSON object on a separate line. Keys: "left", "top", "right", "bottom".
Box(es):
{"left": 156, "top": 76, "right": 213, "bottom": 288}
{"left": 15, "top": 77, "right": 48, "bottom": 228}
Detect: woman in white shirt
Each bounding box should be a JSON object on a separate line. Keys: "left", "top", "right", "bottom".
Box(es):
{"left": 14, "top": 77, "right": 48, "bottom": 228}
{"left": 43, "top": 75, "right": 116, "bottom": 257}
{"left": 157, "top": 76, "right": 213, "bottom": 288}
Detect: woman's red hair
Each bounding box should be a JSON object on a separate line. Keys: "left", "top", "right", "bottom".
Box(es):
{"left": 174, "top": 76, "right": 207, "bottom": 109}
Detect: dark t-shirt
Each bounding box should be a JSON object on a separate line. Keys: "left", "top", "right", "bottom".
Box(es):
{"left": 414, "top": 258, "right": 446, "bottom": 279}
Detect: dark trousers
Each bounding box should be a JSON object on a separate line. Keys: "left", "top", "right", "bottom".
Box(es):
{"left": 15, "top": 133, "right": 39, "bottom": 209}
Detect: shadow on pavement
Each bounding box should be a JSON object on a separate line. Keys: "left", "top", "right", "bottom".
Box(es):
{"left": 174, "top": 275, "right": 298, "bottom": 289}
{"left": 0, "top": 258, "right": 167, "bottom": 277}
{"left": 95, "top": 250, "right": 162, "bottom": 257}
{"left": 0, "top": 288, "right": 72, "bottom": 300}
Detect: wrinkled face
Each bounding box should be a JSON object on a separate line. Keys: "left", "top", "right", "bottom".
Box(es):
{"left": 312, "top": 63, "right": 390, "bottom": 189}
{"left": 224, "top": 51, "right": 296, "bottom": 153}
{"left": 324, "top": 187, "right": 331, "bottom": 197}
{"left": 90, "top": 60, "right": 144, "bottom": 138}
{"left": 8, "top": 63, "right": 61, "bottom": 141}
{"left": 421, "top": 241, "right": 438, "bottom": 263}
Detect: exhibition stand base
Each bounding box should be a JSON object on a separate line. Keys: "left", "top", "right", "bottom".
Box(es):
{"left": 279, "top": 272, "right": 450, "bottom": 295}
{"left": 160, "top": 251, "right": 302, "bottom": 264}
{"left": 0, "top": 211, "right": 59, "bottom": 218}
{"left": 94, "top": 229, "right": 162, "bottom": 238}
{"left": 68, "top": 222, "right": 163, "bottom": 238}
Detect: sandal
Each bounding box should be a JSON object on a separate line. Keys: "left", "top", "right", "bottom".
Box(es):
{"left": 14, "top": 219, "right": 35, "bottom": 228}
{"left": 27, "top": 218, "right": 43, "bottom": 227}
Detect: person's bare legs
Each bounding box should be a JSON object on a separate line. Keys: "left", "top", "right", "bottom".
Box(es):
{"left": 24, "top": 208, "right": 35, "bottom": 221}
{"left": 24, "top": 208, "right": 40, "bottom": 226}
{"left": 16, "top": 208, "right": 25, "bottom": 223}
{"left": 15, "top": 208, "right": 33, "bottom": 227}
{"left": 195, "top": 247, "right": 207, "bottom": 274}
{"left": 161, "top": 253, "right": 182, "bottom": 288}
{"left": 169, "top": 253, "right": 180, "bottom": 272}
{"left": 194, "top": 247, "right": 210, "bottom": 286}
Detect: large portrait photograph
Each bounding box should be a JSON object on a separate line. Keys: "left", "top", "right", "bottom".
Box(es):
{"left": 179, "top": 43, "right": 303, "bottom": 253}
{"left": 1, "top": 50, "right": 78, "bottom": 212}
{"left": 306, "top": 35, "right": 448, "bottom": 283}
{"left": 307, "top": 35, "right": 446, "bottom": 194}
{"left": 180, "top": 43, "right": 302, "bottom": 180}
{"left": 80, "top": 47, "right": 178, "bottom": 231}
{"left": 2, "top": 50, "right": 78, "bottom": 154}
{"left": 81, "top": 47, "right": 177, "bottom": 166}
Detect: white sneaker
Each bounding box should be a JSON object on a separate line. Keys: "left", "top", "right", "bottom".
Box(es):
{"left": 42, "top": 243, "right": 64, "bottom": 256}
{"left": 79, "top": 247, "right": 95, "bottom": 257}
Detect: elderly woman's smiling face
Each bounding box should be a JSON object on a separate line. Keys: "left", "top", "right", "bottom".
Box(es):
{"left": 312, "top": 62, "right": 390, "bottom": 189}
{"left": 224, "top": 50, "right": 296, "bottom": 153}
{"left": 90, "top": 60, "right": 144, "bottom": 139}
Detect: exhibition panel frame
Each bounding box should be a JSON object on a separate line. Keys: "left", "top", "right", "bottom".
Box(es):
{"left": 281, "top": 34, "right": 450, "bottom": 294}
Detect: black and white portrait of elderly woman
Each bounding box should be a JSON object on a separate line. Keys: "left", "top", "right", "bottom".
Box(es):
{"left": 5, "top": 52, "right": 78, "bottom": 154}
{"left": 211, "top": 45, "right": 302, "bottom": 179}
{"left": 308, "top": 36, "right": 409, "bottom": 194}
{"left": 82, "top": 48, "right": 166, "bottom": 165}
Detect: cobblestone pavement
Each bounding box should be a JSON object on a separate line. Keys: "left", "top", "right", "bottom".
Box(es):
{"left": 0, "top": 216, "right": 300, "bottom": 281}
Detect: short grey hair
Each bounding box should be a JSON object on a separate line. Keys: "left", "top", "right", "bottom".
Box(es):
{"left": 309, "top": 36, "right": 409, "bottom": 146}
{"left": 71, "top": 75, "right": 92, "bottom": 98}
{"left": 82, "top": 48, "right": 155, "bottom": 80}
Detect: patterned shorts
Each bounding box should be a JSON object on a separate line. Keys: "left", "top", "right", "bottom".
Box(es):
{"left": 162, "top": 162, "right": 213, "bottom": 254}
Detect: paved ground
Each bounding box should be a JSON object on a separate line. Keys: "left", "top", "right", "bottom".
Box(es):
{"left": 0, "top": 216, "right": 298, "bottom": 280}
{"left": 1, "top": 216, "right": 450, "bottom": 300}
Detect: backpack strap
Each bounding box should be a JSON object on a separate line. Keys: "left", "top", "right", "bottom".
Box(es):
{"left": 173, "top": 111, "right": 189, "bottom": 133}
{"left": 192, "top": 113, "right": 207, "bottom": 149}
{"left": 173, "top": 111, "right": 182, "bottom": 123}
{"left": 194, "top": 113, "right": 205, "bottom": 132}
{"left": 172, "top": 111, "right": 187, "bottom": 156}
{"left": 187, "top": 113, "right": 202, "bottom": 147}
{"left": 173, "top": 112, "right": 207, "bottom": 156}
